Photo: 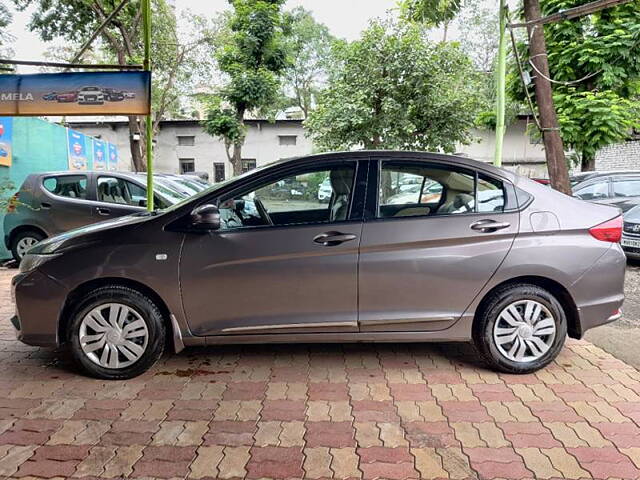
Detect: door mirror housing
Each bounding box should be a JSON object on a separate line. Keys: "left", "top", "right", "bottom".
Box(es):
{"left": 190, "top": 204, "right": 220, "bottom": 231}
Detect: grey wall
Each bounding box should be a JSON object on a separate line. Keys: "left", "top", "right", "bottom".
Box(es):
{"left": 596, "top": 140, "right": 640, "bottom": 171}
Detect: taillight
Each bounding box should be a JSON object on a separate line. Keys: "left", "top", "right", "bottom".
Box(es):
{"left": 589, "top": 216, "right": 622, "bottom": 243}
{"left": 6, "top": 192, "right": 18, "bottom": 213}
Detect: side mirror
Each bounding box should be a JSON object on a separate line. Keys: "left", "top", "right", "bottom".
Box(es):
{"left": 138, "top": 199, "right": 147, "bottom": 208}
{"left": 190, "top": 204, "right": 220, "bottom": 231}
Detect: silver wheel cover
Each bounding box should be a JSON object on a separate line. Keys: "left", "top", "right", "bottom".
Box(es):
{"left": 79, "top": 303, "right": 149, "bottom": 369}
{"left": 493, "top": 299, "right": 557, "bottom": 363}
{"left": 16, "top": 237, "right": 39, "bottom": 258}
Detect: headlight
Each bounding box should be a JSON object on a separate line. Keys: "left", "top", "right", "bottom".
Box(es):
{"left": 19, "top": 253, "right": 60, "bottom": 273}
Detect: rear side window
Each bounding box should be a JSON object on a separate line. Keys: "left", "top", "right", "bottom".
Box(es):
{"left": 575, "top": 181, "right": 608, "bottom": 200}
{"left": 378, "top": 162, "right": 506, "bottom": 218}
{"left": 612, "top": 178, "right": 640, "bottom": 197}
{"left": 42, "top": 175, "right": 88, "bottom": 199}
{"left": 97, "top": 176, "right": 147, "bottom": 207}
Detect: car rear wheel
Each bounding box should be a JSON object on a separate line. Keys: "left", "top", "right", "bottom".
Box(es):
{"left": 473, "top": 284, "right": 567, "bottom": 374}
{"left": 68, "top": 286, "right": 166, "bottom": 380}
{"left": 11, "top": 230, "right": 45, "bottom": 263}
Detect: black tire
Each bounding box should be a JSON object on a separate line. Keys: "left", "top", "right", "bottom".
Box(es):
{"left": 11, "top": 230, "right": 46, "bottom": 263}
{"left": 473, "top": 283, "right": 567, "bottom": 374}
{"left": 67, "top": 285, "right": 166, "bottom": 380}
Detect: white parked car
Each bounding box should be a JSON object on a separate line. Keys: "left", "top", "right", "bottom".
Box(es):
{"left": 77, "top": 86, "right": 105, "bottom": 105}
{"left": 317, "top": 178, "right": 332, "bottom": 203}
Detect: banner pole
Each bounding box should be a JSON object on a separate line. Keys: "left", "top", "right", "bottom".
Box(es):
{"left": 143, "top": 0, "right": 153, "bottom": 211}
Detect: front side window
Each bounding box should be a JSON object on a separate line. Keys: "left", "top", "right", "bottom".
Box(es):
{"left": 612, "top": 178, "right": 640, "bottom": 197}
{"left": 219, "top": 165, "right": 356, "bottom": 230}
{"left": 97, "top": 177, "right": 147, "bottom": 207}
{"left": 378, "top": 162, "right": 505, "bottom": 218}
{"left": 575, "top": 181, "right": 608, "bottom": 200}
{"left": 43, "top": 175, "right": 88, "bottom": 199}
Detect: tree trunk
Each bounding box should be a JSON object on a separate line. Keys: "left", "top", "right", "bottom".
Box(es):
{"left": 523, "top": 0, "right": 572, "bottom": 195}
{"left": 581, "top": 151, "right": 596, "bottom": 171}
{"left": 229, "top": 108, "right": 246, "bottom": 177}
{"left": 128, "top": 116, "right": 145, "bottom": 172}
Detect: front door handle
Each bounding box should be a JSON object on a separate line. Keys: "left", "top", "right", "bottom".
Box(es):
{"left": 96, "top": 207, "right": 111, "bottom": 216}
{"left": 313, "top": 231, "right": 357, "bottom": 246}
{"left": 470, "top": 219, "right": 511, "bottom": 233}
{"left": 41, "top": 202, "right": 51, "bottom": 209}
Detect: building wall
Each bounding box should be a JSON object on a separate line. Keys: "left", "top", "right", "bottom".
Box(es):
{"left": 595, "top": 140, "right": 640, "bottom": 171}
{"left": 69, "top": 120, "right": 314, "bottom": 181}
{"left": 457, "top": 118, "right": 548, "bottom": 178}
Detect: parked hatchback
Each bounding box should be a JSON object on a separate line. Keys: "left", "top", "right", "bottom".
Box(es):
{"left": 4, "top": 171, "right": 187, "bottom": 262}
{"left": 622, "top": 204, "right": 640, "bottom": 260}
{"left": 12, "top": 152, "right": 625, "bottom": 379}
{"left": 572, "top": 171, "right": 640, "bottom": 212}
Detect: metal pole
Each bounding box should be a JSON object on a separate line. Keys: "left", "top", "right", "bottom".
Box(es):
{"left": 143, "top": 0, "right": 154, "bottom": 211}
{"left": 494, "top": 0, "right": 507, "bottom": 167}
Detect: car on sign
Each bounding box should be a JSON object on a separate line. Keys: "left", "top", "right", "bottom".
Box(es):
{"left": 103, "top": 88, "right": 125, "bottom": 102}
{"left": 77, "top": 86, "right": 105, "bottom": 105}
{"left": 56, "top": 91, "right": 78, "bottom": 103}
{"left": 11, "top": 151, "right": 625, "bottom": 379}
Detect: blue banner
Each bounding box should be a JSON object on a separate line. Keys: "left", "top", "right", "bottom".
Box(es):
{"left": 92, "top": 139, "right": 107, "bottom": 171}
{"left": 0, "top": 71, "right": 150, "bottom": 116}
{"left": 67, "top": 129, "right": 88, "bottom": 171}
{"left": 0, "top": 117, "right": 12, "bottom": 168}
{"left": 107, "top": 143, "right": 119, "bottom": 171}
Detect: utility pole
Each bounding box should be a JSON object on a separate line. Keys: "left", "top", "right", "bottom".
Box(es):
{"left": 493, "top": 0, "right": 507, "bottom": 167}
{"left": 522, "top": 0, "right": 571, "bottom": 195}
{"left": 143, "top": 0, "right": 154, "bottom": 211}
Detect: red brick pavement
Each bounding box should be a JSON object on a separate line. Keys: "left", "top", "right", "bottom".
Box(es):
{"left": 1, "top": 267, "right": 640, "bottom": 479}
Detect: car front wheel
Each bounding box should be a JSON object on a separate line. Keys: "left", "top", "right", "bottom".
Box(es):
{"left": 473, "top": 283, "right": 567, "bottom": 374}
{"left": 68, "top": 286, "right": 166, "bottom": 380}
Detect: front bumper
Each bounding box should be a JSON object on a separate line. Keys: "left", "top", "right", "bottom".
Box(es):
{"left": 12, "top": 269, "right": 68, "bottom": 347}
{"left": 621, "top": 231, "right": 640, "bottom": 259}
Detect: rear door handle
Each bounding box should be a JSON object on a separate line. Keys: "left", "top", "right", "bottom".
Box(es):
{"left": 313, "top": 231, "right": 357, "bottom": 246}
{"left": 470, "top": 219, "right": 511, "bottom": 233}
{"left": 40, "top": 202, "right": 51, "bottom": 209}
{"left": 96, "top": 207, "right": 111, "bottom": 216}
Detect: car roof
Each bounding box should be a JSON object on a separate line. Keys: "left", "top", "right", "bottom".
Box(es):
{"left": 572, "top": 170, "right": 640, "bottom": 181}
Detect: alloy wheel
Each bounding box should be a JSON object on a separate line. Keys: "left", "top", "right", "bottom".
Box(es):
{"left": 79, "top": 303, "right": 149, "bottom": 369}
{"left": 492, "top": 299, "right": 557, "bottom": 363}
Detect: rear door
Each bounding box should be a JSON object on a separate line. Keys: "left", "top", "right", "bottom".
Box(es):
{"left": 39, "top": 173, "right": 94, "bottom": 233}
{"left": 358, "top": 158, "right": 519, "bottom": 332}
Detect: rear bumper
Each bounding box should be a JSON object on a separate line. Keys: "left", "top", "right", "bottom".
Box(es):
{"left": 571, "top": 244, "right": 626, "bottom": 336}
{"left": 12, "top": 269, "right": 68, "bottom": 347}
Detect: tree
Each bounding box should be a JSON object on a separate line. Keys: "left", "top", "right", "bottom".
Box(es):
{"left": 509, "top": 0, "right": 640, "bottom": 172}
{"left": 0, "top": 2, "right": 14, "bottom": 57}
{"left": 399, "top": 0, "right": 463, "bottom": 41}
{"left": 203, "top": 0, "right": 289, "bottom": 177}
{"left": 305, "top": 19, "right": 482, "bottom": 152}
{"left": 280, "top": 7, "right": 335, "bottom": 119}
{"left": 12, "top": 0, "right": 220, "bottom": 171}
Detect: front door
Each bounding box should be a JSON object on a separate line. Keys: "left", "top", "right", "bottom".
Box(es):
{"left": 40, "top": 174, "right": 94, "bottom": 233}
{"left": 180, "top": 160, "right": 363, "bottom": 336}
{"left": 91, "top": 175, "right": 146, "bottom": 219}
{"left": 358, "top": 158, "right": 519, "bottom": 332}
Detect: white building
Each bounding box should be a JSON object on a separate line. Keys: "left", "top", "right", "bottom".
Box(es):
{"left": 67, "top": 115, "right": 549, "bottom": 181}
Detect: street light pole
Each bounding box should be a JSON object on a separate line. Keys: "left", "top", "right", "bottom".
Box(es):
{"left": 143, "top": 0, "right": 154, "bottom": 211}
{"left": 494, "top": 0, "right": 507, "bottom": 167}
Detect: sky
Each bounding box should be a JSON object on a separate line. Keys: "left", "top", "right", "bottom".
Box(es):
{"left": 6, "top": 0, "right": 404, "bottom": 73}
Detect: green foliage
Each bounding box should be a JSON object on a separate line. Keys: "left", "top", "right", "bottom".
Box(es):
{"left": 508, "top": 0, "right": 640, "bottom": 168}
{"left": 0, "top": 2, "right": 14, "bottom": 55}
{"left": 0, "top": 178, "right": 17, "bottom": 213}
{"left": 305, "top": 19, "right": 482, "bottom": 152}
{"left": 203, "top": 0, "right": 289, "bottom": 173}
{"left": 280, "top": 7, "right": 336, "bottom": 118}
{"left": 399, "top": 0, "right": 463, "bottom": 26}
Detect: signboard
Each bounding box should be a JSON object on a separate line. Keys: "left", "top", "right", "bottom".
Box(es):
{"left": 0, "top": 71, "right": 150, "bottom": 116}
{"left": 67, "top": 129, "right": 88, "bottom": 171}
{"left": 107, "top": 142, "right": 119, "bottom": 171}
{"left": 92, "top": 139, "right": 107, "bottom": 170}
{"left": 0, "top": 117, "right": 12, "bottom": 167}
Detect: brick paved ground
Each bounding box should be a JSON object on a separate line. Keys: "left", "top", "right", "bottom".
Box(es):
{"left": 2, "top": 267, "right": 640, "bottom": 479}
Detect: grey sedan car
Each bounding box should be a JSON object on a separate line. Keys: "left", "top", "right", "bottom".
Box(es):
{"left": 12, "top": 152, "right": 625, "bottom": 379}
